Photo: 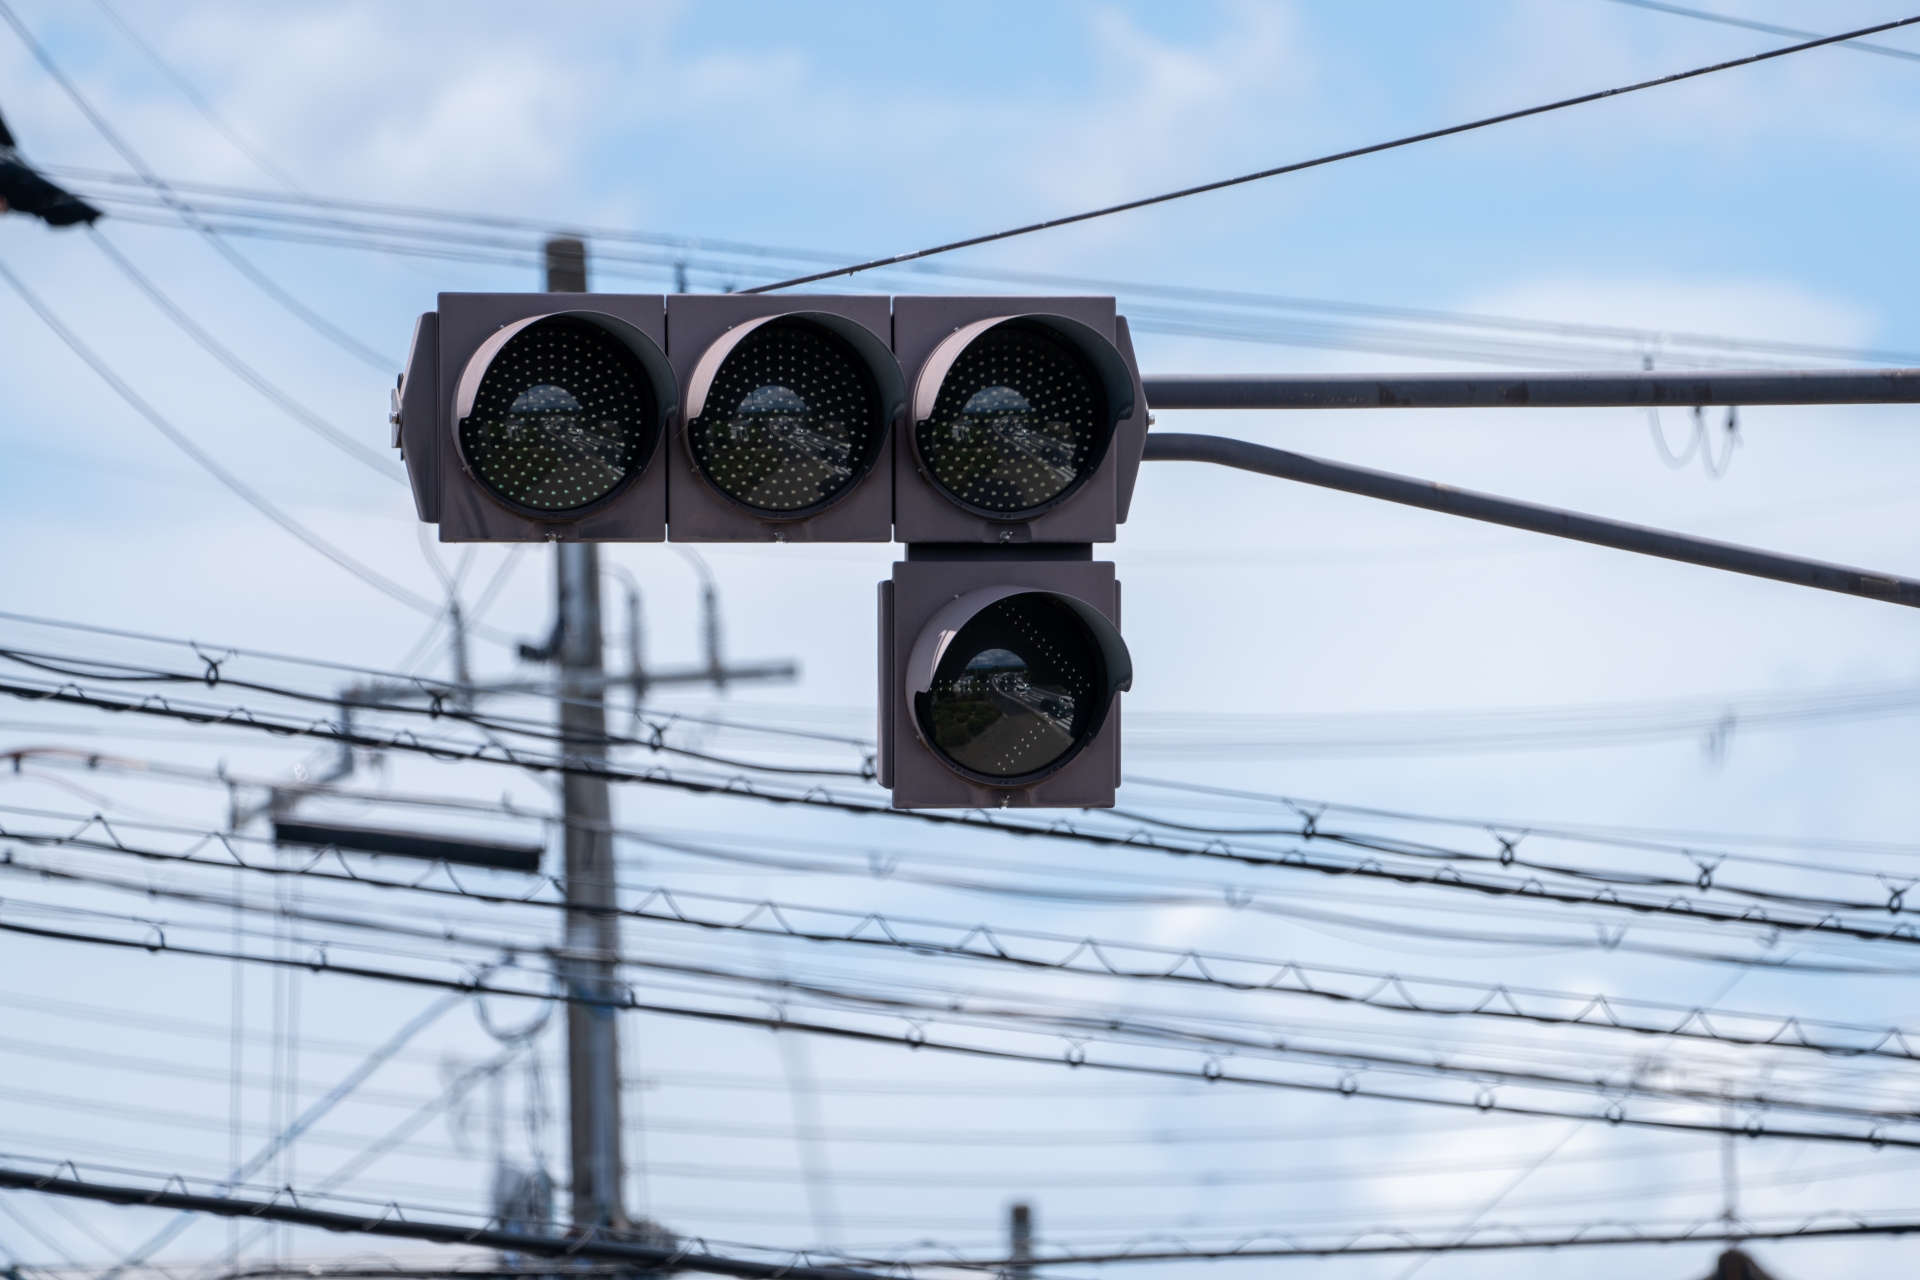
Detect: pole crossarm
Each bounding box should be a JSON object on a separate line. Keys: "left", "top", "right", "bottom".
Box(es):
{"left": 1142, "top": 368, "right": 1920, "bottom": 410}
{"left": 0, "top": 1169, "right": 883, "bottom": 1280}
{"left": 1141, "top": 433, "right": 1920, "bottom": 609}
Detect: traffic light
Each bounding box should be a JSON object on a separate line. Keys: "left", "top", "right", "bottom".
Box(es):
{"left": 882, "top": 296, "right": 1146, "bottom": 808}
{"left": 392, "top": 290, "right": 1145, "bottom": 809}
{"left": 663, "top": 294, "right": 904, "bottom": 541}
{"left": 878, "top": 552, "right": 1130, "bottom": 809}
{"left": 891, "top": 296, "right": 1149, "bottom": 543}
{"left": 396, "top": 293, "right": 675, "bottom": 542}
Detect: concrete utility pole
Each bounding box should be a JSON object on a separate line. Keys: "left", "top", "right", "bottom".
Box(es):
{"left": 545, "top": 236, "right": 626, "bottom": 1234}
{"left": 1008, "top": 1202, "right": 1034, "bottom": 1280}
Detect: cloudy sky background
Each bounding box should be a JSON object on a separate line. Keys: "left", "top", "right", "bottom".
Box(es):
{"left": 3, "top": 3, "right": 1920, "bottom": 1278}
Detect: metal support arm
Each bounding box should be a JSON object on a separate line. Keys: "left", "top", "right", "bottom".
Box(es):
{"left": 1142, "top": 432, "right": 1920, "bottom": 609}
{"left": 1143, "top": 368, "right": 1920, "bottom": 410}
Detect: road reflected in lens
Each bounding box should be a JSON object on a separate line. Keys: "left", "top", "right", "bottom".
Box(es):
{"left": 918, "top": 323, "right": 1106, "bottom": 515}
{"left": 691, "top": 319, "right": 882, "bottom": 513}
{"left": 921, "top": 594, "right": 1101, "bottom": 779}
{"left": 460, "top": 317, "right": 655, "bottom": 513}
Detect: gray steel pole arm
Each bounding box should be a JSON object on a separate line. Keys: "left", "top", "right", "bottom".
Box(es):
{"left": 1143, "top": 368, "right": 1920, "bottom": 410}
{"left": 1142, "top": 432, "right": 1920, "bottom": 610}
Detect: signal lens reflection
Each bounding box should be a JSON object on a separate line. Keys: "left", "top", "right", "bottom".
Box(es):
{"left": 689, "top": 318, "right": 882, "bottom": 514}
{"left": 918, "top": 593, "right": 1103, "bottom": 779}
{"left": 917, "top": 322, "right": 1107, "bottom": 516}
{"left": 460, "top": 317, "right": 656, "bottom": 514}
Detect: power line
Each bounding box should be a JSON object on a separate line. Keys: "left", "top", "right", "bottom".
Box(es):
{"left": 0, "top": 1167, "right": 873, "bottom": 1280}
{"left": 27, "top": 877, "right": 1880, "bottom": 1123}
{"left": 11, "top": 817, "right": 1914, "bottom": 1062}
{"left": 1, "top": 644, "right": 1904, "bottom": 912}
{"left": 8, "top": 1163, "right": 1920, "bottom": 1270}
{"left": 10, "top": 630, "right": 1918, "bottom": 894}
{"left": 12, "top": 712, "right": 1918, "bottom": 921}
{"left": 82, "top": 0, "right": 312, "bottom": 193}
{"left": 15, "top": 741, "right": 1920, "bottom": 973}
{"left": 0, "top": 256, "right": 439, "bottom": 618}
{"left": 6, "top": 901, "right": 1917, "bottom": 1149}
{"left": 18, "top": 771, "right": 1904, "bottom": 982}
{"left": 9, "top": 677, "right": 1920, "bottom": 950}
{"left": 1605, "top": 0, "right": 1920, "bottom": 62}
{"left": 0, "top": 648, "right": 865, "bottom": 779}
{"left": 84, "top": 226, "right": 405, "bottom": 481}
{"left": 48, "top": 166, "right": 1920, "bottom": 369}
{"left": 1125, "top": 774, "right": 1920, "bottom": 869}
{"left": 742, "top": 14, "right": 1920, "bottom": 292}
{"left": 0, "top": 0, "right": 390, "bottom": 369}
{"left": 0, "top": 1084, "right": 1711, "bottom": 1192}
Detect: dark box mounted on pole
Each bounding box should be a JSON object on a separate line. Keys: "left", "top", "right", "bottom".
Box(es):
{"left": 891, "top": 296, "right": 1149, "bottom": 544}
{"left": 879, "top": 551, "right": 1129, "bottom": 809}
{"left": 664, "top": 294, "right": 905, "bottom": 542}
{"left": 275, "top": 820, "right": 544, "bottom": 873}
{"left": 397, "top": 293, "right": 676, "bottom": 542}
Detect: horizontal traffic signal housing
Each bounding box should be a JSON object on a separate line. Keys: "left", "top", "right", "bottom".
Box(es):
{"left": 397, "top": 293, "right": 675, "bottom": 542}
{"left": 892, "top": 296, "right": 1149, "bottom": 545}
{"left": 665, "top": 294, "right": 905, "bottom": 542}
{"left": 879, "top": 550, "right": 1130, "bottom": 809}
{"left": 394, "top": 293, "right": 1142, "bottom": 545}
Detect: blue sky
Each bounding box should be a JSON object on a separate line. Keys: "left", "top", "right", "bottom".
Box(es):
{"left": 3, "top": 3, "right": 1920, "bottom": 1278}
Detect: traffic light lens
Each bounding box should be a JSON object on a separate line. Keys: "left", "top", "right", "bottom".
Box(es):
{"left": 460, "top": 317, "right": 657, "bottom": 514}
{"left": 919, "top": 593, "right": 1103, "bottom": 780}
{"left": 917, "top": 324, "right": 1107, "bottom": 516}
{"left": 690, "top": 319, "right": 883, "bottom": 514}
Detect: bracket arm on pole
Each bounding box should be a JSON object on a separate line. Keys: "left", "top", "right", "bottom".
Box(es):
{"left": 1142, "top": 432, "right": 1920, "bottom": 609}
{"left": 1142, "top": 368, "right": 1920, "bottom": 410}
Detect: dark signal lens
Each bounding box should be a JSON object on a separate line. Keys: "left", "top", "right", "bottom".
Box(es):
{"left": 689, "top": 318, "right": 883, "bottom": 515}
{"left": 916, "top": 323, "right": 1108, "bottom": 517}
{"left": 917, "top": 593, "right": 1105, "bottom": 780}
{"left": 460, "top": 317, "right": 657, "bottom": 514}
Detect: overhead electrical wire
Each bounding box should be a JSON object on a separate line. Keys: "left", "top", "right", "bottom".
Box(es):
{"left": 19, "top": 881, "right": 1876, "bottom": 1121}
{"left": 18, "top": 786, "right": 1904, "bottom": 974}
{"left": 0, "top": 0, "right": 391, "bottom": 369}
{"left": 0, "top": 1166, "right": 875, "bottom": 1280}
{"left": 83, "top": 226, "right": 405, "bottom": 482}
{"left": 9, "top": 762, "right": 1913, "bottom": 982}
{"left": 10, "top": 825, "right": 1915, "bottom": 1063}
{"left": 8, "top": 1162, "right": 1920, "bottom": 1270}
{"left": 1116, "top": 677, "right": 1920, "bottom": 761}
{"left": 741, "top": 13, "right": 1920, "bottom": 291}
{"left": 7, "top": 610, "right": 1919, "bottom": 887}
{"left": 26, "top": 852, "right": 1920, "bottom": 1113}
{"left": 3, "top": 643, "right": 1909, "bottom": 909}
{"left": 0, "top": 1086, "right": 1721, "bottom": 1194}
{"left": 0, "top": 259, "right": 439, "bottom": 618}
{"left": 619, "top": 1141, "right": 1920, "bottom": 1237}
{"left": 29, "top": 606, "right": 1920, "bottom": 792}
{"left": 1604, "top": 0, "right": 1920, "bottom": 61}
{"left": 52, "top": 168, "right": 1920, "bottom": 370}
{"left": 83, "top": 0, "right": 311, "bottom": 193}
{"left": 28, "top": 877, "right": 1905, "bottom": 1127}
{"left": 6, "top": 897, "right": 1916, "bottom": 1148}
{"left": 1125, "top": 774, "right": 1920, "bottom": 867}
{"left": 0, "top": 649, "right": 867, "bottom": 780}
{"left": 10, "top": 726, "right": 1920, "bottom": 918}
{"left": 11, "top": 742, "right": 1918, "bottom": 961}
{"left": 4, "top": 680, "right": 1916, "bottom": 948}
{"left": 0, "top": 611, "right": 845, "bottom": 752}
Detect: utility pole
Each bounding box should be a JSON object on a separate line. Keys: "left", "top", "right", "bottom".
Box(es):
{"left": 1008, "top": 1202, "right": 1034, "bottom": 1280}
{"left": 546, "top": 235, "right": 626, "bottom": 1235}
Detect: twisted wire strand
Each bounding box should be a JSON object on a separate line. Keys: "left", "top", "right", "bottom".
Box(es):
{"left": 3, "top": 895, "right": 1917, "bottom": 1146}
{"left": 4, "top": 674, "right": 1917, "bottom": 945}
{"left": 5, "top": 814, "right": 1916, "bottom": 1062}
